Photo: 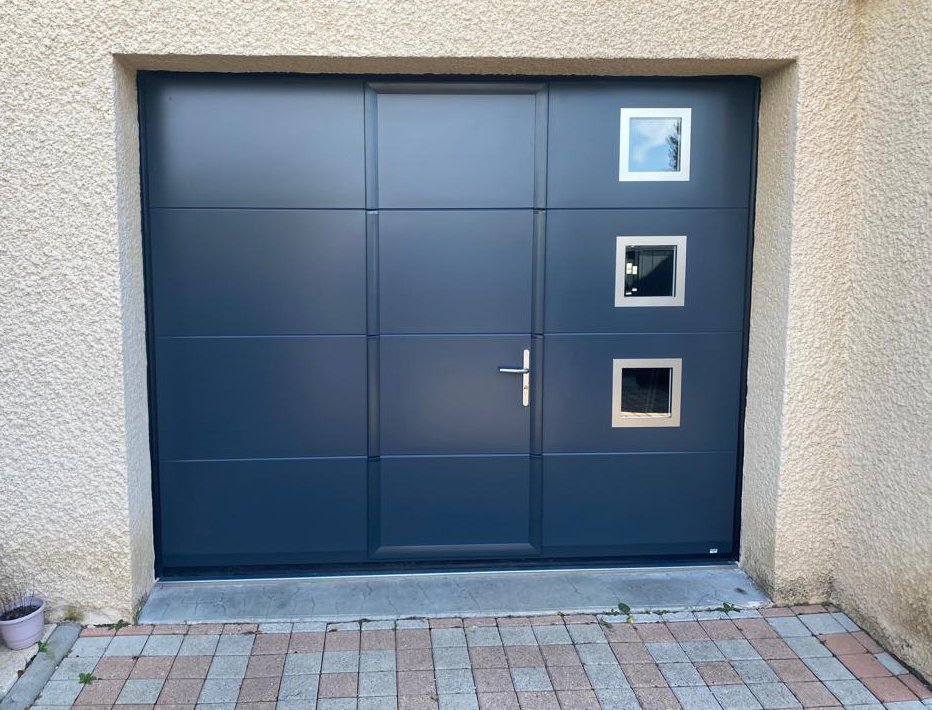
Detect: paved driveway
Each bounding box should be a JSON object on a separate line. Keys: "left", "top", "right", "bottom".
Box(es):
{"left": 30, "top": 606, "right": 932, "bottom": 709}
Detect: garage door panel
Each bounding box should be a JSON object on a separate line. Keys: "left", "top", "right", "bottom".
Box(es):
{"left": 548, "top": 79, "right": 756, "bottom": 209}
{"left": 159, "top": 458, "right": 368, "bottom": 568}
{"left": 155, "top": 336, "right": 367, "bottom": 460}
{"left": 375, "top": 89, "right": 538, "bottom": 208}
{"left": 545, "top": 209, "right": 748, "bottom": 333}
{"left": 143, "top": 75, "right": 365, "bottom": 208}
{"left": 542, "top": 333, "right": 743, "bottom": 453}
{"left": 379, "top": 336, "right": 531, "bottom": 455}
{"left": 378, "top": 210, "right": 534, "bottom": 334}
{"left": 374, "top": 456, "right": 534, "bottom": 557}
{"left": 542, "top": 452, "right": 737, "bottom": 556}
{"left": 150, "top": 209, "right": 366, "bottom": 336}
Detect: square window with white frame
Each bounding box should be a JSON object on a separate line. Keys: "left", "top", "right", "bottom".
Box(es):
{"left": 619, "top": 107, "right": 692, "bottom": 181}
{"left": 612, "top": 358, "right": 682, "bottom": 428}
{"left": 615, "top": 235, "right": 687, "bottom": 307}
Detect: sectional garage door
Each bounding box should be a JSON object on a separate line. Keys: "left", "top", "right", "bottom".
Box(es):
{"left": 140, "top": 74, "right": 758, "bottom": 576}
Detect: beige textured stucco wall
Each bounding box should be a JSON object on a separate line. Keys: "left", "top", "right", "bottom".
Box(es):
{"left": 0, "top": 0, "right": 926, "bottom": 675}
{"left": 832, "top": 0, "right": 932, "bottom": 678}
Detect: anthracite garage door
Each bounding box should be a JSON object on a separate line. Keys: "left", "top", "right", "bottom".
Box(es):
{"left": 140, "top": 74, "right": 757, "bottom": 576}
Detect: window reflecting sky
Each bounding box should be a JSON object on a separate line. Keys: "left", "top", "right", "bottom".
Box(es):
{"left": 629, "top": 117, "right": 681, "bottom": 172}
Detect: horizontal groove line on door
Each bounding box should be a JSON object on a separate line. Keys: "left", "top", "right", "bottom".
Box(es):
{"left": 543, "top": 450, "right": 738, "bottom": 457}
{"left": 162, "top": 455, "right": 369, "bottom": 463}
{"left": 147, "top": 206, "right": 749, "bottom": 212}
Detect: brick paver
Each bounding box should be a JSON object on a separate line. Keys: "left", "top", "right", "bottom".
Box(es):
{"left": 30, "top": 606, "right": 931, "bottom": 709}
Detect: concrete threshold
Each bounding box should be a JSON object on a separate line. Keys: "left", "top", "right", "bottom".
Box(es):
{"left": 138, "top": 563, "right": 769, "bottom": 624}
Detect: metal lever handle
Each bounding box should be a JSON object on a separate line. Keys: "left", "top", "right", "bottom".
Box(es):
{"left": 498, "top": 349, "right": 531, "bottom": 407}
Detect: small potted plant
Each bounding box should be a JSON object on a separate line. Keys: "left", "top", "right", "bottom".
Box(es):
{"left": 0, "top": 573, "right": 45, "bottom": 650}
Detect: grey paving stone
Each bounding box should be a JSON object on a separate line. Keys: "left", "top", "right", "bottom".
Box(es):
{"left": 198, "top": 677, "right": 243, "bottom": 703}
{"left": 116, "top": 678, "right": 165, "bottom": 704}
{"left": 194, "top": 703, "right": 236, "bottom": 710}
{"left": 575, "top": 643, "right": 617, "bottom": 666}
{"left": 359, "top": 697, "right": 398, "bottom": 710}
{"left": 318, "top": 699, "right": 358, "bottom": 710}
{"left": 672, "top": 685, "right": 722, "bottom": 710}
{"left": 285, "top": 652, "right": 324, "bottom": 675}
{"left": 359, "top": 671, "right": 397, "bottom": 697}
{"left": 567, "top": 624, "right": 607, "bottom": 645}
{"left": 659, "top": 662, "right": 705, "bottom": 687}
{"left": 466, "top": 627, "right": 503, "bottom": 647}
{"left": 726, "top": 610, "right": 763, "bottom": 620}
{"left": 798, "top": 613, "right": 846, "bottom": 635}
{"left": 396, "top": 619, "right": 429, "bottom": 629}
{"left": 179, "top": 633, "right": 221, "bottom": 656}
{"left": 361, "top": 650, "right": 397, "bottom": 672}
{"left": 715, "top": 639, "right": 762, "bottom": 661}
{"left": 831, "top": 612, "right": 860, "bottom": 632}
{"left": 510, "top": 667, "right": 552, "bottom": 692}
{"left": 694, "top": 611, "right": 729, "bottom": 621}
{"left": 823, "top": 678, "right": 880, "bottom": 706}
{"left": 712, "top": 684, "right": 764, "bottom": 710}
{"left": 328, "top": 622, "right": 361, "bottom": 632}
{"left": 141, "top": 633, "right": 184, "bottom": 656}
{"left": 681, "top": 641, "right": 725, "bottom": 662}
{"left": 215, "top": 632, "right": 255, "bottom": 655}
{"left": 362, "top": 620, "right": 396, "bottom": 631}
{"left": 766, "top": 617, "right": 812, "bottom": 639}
{"left": 434, "top": 645, "right": 471, "bottom": 669}
{"left": 433, "top": 628, "right": 468, "bottom": 648}
{"left": 36, "top": 680, "right": 83, "bottom": 705}
{"left": 498, "top": 627, "right": 536, "bottom": 647}
{"left": 532, "top": 625, "right": 571, "bottom": 646}
{"left": 68, "top": 637, "right": 111, "bottom": 657}
{"left": 884, "top": 702, "right": 927, "bottom": 709}
{"left": 660, "top": 612, "right": 696, "bottom": 622}
{"left": 875, "top": 653, "right": 909, "bottom": 675}
{"left": 49, "top": 655, "right": 98, "bottom": 680}
{"left": 293, "top": 621, "right": 328, "bottom": 632}
{"left": 104, "top": 635, "right": 148, "bottom": 656}
{"left": 439, "top": 693, "right": 479, "bottom": 710}
{"left": 260, "top": 622, "right": 294, "bottom": 633}
{"left": 207, "top": 653, "right": 250, "bottom": 679}
{"left": 277, "top": 701, "right": 319, "bottom": 710}
{"left": 784, "top": 636, "right": 833, "bottom": 658}
{"left": 647, "top": 642, "right": 689, "bottom": 663}
{"left": 437, "top": 668, "right": 477, "bottom": 694}
{"left": 584, "top": 663, "right": 630, "bottom": 689}
{"left": 733, "top": 660, "right": 781, "bottom": 685}
{"left": 278, "top": 673, "right": 320, "bottom": 700}
{"left": 594, "top": 686, "right": 641, "bottom": 709}
{"left": 630, "top": 614, "right": 662, "bottom": 624}
{"left": 322, "top": 650, "right": 360, "bottom": 673}
{"left": 747, "top": 682, "right": 802, "bottom": 709}
{"left": 802, "top": 656, "right": 855, "bottom": 681}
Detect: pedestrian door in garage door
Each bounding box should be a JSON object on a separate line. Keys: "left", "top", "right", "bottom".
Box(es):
{"left": 140, "top": 74, "right": 757, "bottom": 576}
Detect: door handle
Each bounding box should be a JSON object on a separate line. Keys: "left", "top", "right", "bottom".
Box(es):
{"left": 498, "top": 348, "right": 530, "bottom": 407}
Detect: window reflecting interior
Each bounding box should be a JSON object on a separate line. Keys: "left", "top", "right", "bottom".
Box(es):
{"left": 624, "top": 245, "right": 676, "bottom": 298}
{"left": 628, "top": 117, "right": 682, "bottom": 172}
{"left": 621, "top": 367, "right": 672, "bottom": 417}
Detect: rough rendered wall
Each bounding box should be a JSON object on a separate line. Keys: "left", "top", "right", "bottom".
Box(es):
{"left": 834, "top": 0, "right": 932, "bottom": 679}
{"left": 1, "top": 0, "right": 859, "bottom": 621}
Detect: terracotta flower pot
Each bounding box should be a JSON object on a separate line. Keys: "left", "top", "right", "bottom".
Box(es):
{"left": 0, "top": 597, "right": 45, "bottom": 650}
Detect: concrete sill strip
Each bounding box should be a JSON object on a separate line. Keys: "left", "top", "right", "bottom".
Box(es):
{"left": 139, "top": 564, "right": 768, "bottom": 625}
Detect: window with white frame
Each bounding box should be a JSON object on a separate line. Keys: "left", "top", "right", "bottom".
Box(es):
{"left": 619, "top": 108, "right": 692, "bottom": 181}
{"left": 614, "top": 235, "right": 687, "bottom": 307}
{"left": 612, "top": 358, "right": 682, "bottom": 428}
